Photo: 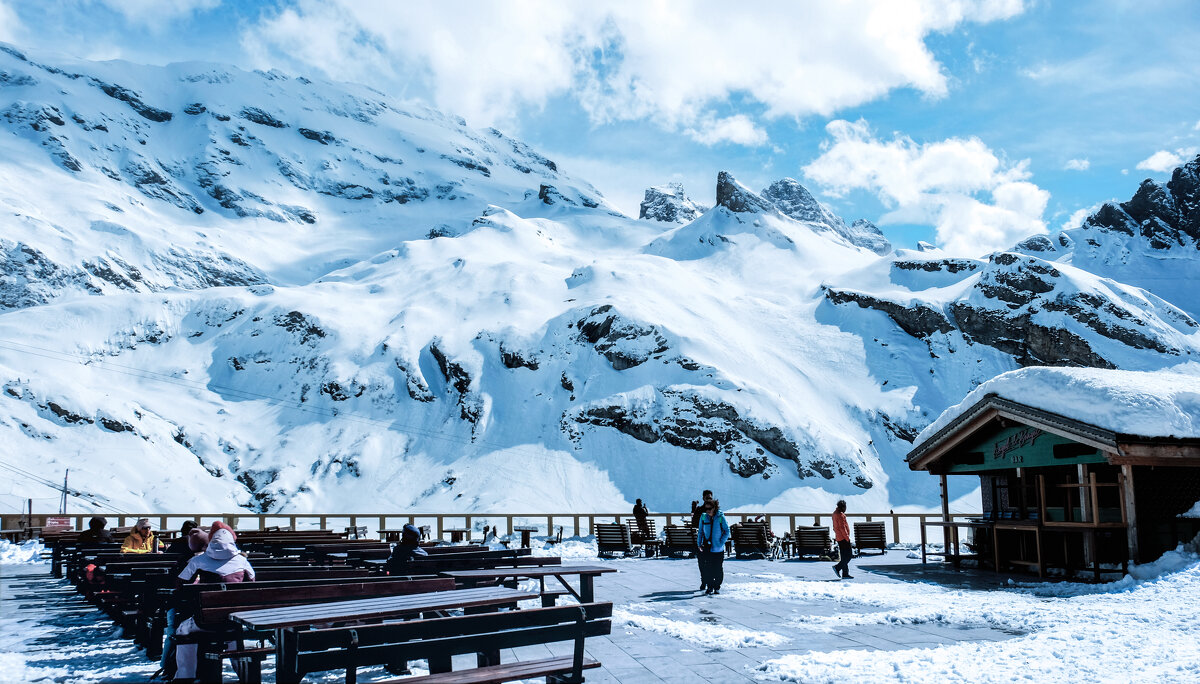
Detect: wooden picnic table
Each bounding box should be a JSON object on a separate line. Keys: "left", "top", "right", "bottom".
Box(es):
{"left": 230, "top": 586, "right": 535, "bottom": 684}
{"left": 378, "top": 528, "right": 405, "bottom": 542}
{"left": 442, "top": 527, "right": 470, "bottom": 543}
{"left": 441, "top": 565, "right": 617, "bottom": 604}
{"left": 513, "top": 525, "right": 539, "bottom": 548}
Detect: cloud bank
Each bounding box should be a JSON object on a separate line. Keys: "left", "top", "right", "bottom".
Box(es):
{"left": 803, "top": 119, "right": 1048, "bottom": 256}
{"left": 241, "top": 0, "right": 1025, "bottom": 145}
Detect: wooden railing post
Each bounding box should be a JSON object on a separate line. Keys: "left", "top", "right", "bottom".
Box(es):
{"left": 891, "top": 511, "right": 900, "bottom": 545}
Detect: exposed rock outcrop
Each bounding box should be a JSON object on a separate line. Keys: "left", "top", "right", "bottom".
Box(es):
{"left": 639, "top": 182, "right": 705, "bottom": 223}
{"left": 715, "top": 171, "right": 774, "bottom": 214}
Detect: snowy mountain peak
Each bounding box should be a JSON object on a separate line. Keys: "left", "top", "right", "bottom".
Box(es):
{"left": 1010, "top": 153, "right": 1200, "bottom": 316}
{"left": 715, "top": 171, "right": 774, "bottom": 214}
{"left": 1082, "top": 155, "right": 1200, "bottom": 249}
{"left": 761, "top": 178, "right": 839, "bottom": 227}
{"left": 639, "top": 182, "right": 705, "bottom": 223}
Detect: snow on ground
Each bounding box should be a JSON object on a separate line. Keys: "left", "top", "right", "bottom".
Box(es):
{"left": 615, "top": 605, "right": 789, "bottom": 649}
{"left": 914, "top": 363, "right": 1200, "bottom": 448}
{"left": 0, "top": 539, "right": 44, "bottom": 565}
{"left": 747, "top": 547, "right": 1200, "bottom": 682}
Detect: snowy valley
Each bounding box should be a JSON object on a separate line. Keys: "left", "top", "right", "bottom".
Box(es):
{"left": 1, "top": 43, "right": 1198, "bottom": 516}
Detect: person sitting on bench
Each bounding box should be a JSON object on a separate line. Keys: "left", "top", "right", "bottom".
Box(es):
{"left": 174, "top": 528, "right": 256, "bottom": 680}
{"left": 120, "top": 518, "right": 157, "bottom": 554}
{"left": 385, "top": 524, "right": 428, "bottom": 575}
{"left": 78, "top": 516, "right": 114, "bottom": 545}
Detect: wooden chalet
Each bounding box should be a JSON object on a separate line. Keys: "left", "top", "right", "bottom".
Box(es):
{"left": 908, "top": 394, "right": 1200, "bottom": 578}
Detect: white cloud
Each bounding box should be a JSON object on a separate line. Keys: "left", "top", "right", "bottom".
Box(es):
{"left": 684, "top": 115, "right": 768, "bottom": 147}
{"left": 1136, "top": 148, "right": 1198, "bottom": 173}
{"left": 0, "top": 1, "right": 21, "bottom": 42}
{"left": 803, "top": 119, "right": 1048, "bottom": 257}
{"left": 1194, "top": 120, "right": 1200, "bottom": 131}
{"left": 240, "top": 0, "right": 1026, "bottom": 143}
{"left": 1061, "top": 204, "right": 1102, "bottom": 231}
{"left": 100, "top": 0, "right": 221, "bottom": 29}
{"left": 1064, "top": 158, "right": 1090, "bottom": 171}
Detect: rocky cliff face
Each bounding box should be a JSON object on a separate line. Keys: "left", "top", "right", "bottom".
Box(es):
{"left": 761, "top": 178, "right": 892, "bottom": 255}
{"left": 1011, "top": 154, "right": 1200, "bottom": 317}
{"left": 639, "top": 182, "right": 705, "bottom": 223}
{"left": 825, "top": 250, "right": 1198, "bottom": 371}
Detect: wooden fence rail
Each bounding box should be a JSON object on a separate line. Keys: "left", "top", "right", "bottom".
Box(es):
{"left": 2, "top": 511, "right": 981, "bottom": 547}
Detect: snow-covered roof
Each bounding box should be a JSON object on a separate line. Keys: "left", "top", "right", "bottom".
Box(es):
{"left": 909, "top": 364, "right": 1200, "bottom": 462}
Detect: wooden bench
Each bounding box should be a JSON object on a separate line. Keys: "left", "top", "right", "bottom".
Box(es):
{"left": 281, "top": 602, "right": 612, "bottom": 684}
{"left": 181, "top": 577, "right": 457, "bottom": 682}
{"left": 661, "top": 525, "right": 697, "bottom": 558}
{"left": 625, "top": 518, "right": 657, "bottom": 545}
{"left": 731, "top": 522, "right": 771, "bottom": 558}
{"left": 792, "top": 526, "right": 832, "bottom": 559}
{"left": 854, "top": 521, "right": 887, "bottom": 555}
{"left": 595, "top": 523, "right": 635, "bottom": 557}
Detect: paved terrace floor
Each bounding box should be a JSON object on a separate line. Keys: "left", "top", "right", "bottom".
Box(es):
{"left": 0, "top": 552, "right": 1027, "bottom": 683}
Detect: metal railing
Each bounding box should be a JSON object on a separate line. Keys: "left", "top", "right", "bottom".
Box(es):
{"left": 2, "top": 511, "right": 981, "bottom": 546}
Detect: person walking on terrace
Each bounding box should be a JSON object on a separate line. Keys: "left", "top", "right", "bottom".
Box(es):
{"left": 696, "top": 498, "right": 730, "bottom": 595}
{"left": 120, "top": 518, "right": 157, "bottom": 553}
{"left": 832, "top": 500, "right": 854, "bottom": 579}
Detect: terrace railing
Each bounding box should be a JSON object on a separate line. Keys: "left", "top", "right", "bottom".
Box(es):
{"left": 2, "top": 511, "right": 981, "bottom": 547}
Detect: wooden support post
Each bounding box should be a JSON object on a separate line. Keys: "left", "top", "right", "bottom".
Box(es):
{"left": 891, "top": 511, "right": 900, "bottom": 545}
{"left": 573, "top": 515, "right": 580, "bottom": 537}
{"left": 1121, "top": 464, "right": 1138, "bottom": 563}
{"left": 939, "top": 473, "right": 951, "bottom": 552}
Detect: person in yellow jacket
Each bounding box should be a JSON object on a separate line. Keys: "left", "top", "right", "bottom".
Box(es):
{"left": 120, "top": 518, "right": 157, "bottom": 553}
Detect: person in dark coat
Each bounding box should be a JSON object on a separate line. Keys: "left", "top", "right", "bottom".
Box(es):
{"left": 77, "top": 516, "right": 114, "bottom": 545}
{"left": 632, "top": 499, "right": 650, "bottom": 538}
{"left": 385, "top": 524, "right": 428, "bottom": 576}
{"left": 164, "top": 521, "right": 199, "bottom": 560}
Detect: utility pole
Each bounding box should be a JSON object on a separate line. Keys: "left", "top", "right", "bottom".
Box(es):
{"left": 60, "top": 469, "right": 69, "bottom": 514}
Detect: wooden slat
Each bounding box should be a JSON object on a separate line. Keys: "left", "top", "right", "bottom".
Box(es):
{"left": 231, "top": 587, "right": 534, "bottom": 629}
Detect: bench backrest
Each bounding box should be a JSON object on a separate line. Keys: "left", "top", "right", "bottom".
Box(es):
{"left": 196, "top": 577, "right": 455, "bottom": 626}
{"left": 794, "top": 526, "right": 830, "bottom": 549}
{"left": 409, "top": 556, "right": 561, "bottom": 573}
{"left": 419, "top": 543, "right": 489, "bottom": 555}
{"left": 595, "top": 523, "right": 631, "bottom": 551}
{"left": 288, "top": 602, "right": 613, "bottom": 680}
{"left": 853, "top": 522, "right": 887, "bottom": 548}
{"left": 254, "top": 567, "right": 371, "bottom": 581}
{"left": 664, "top": 526, "right": 695, "bottom": 544}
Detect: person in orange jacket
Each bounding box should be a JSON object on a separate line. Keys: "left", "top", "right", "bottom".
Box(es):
{"left": 120, "top": 518, "right": 157, "bottom": 553}
{"left": 832, "top": 500, "right": 853, "bottom": 579}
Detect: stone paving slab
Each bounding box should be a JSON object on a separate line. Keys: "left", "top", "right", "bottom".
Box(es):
{"left": 555, "top": 551, "right": 1020, "bottom": 682}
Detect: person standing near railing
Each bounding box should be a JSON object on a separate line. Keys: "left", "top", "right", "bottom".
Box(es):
{"left": 696, "top": 498, "right": 730, "bottom": 595}
{"left": 692, "top": 490, "right": 713, "bottom": 590}
{"left": 832, "top": 500, "right": 854, "bottom": 579}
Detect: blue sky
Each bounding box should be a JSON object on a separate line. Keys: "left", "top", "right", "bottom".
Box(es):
{"left": 2, "top": 0, "right": 1197, "bottom": 254}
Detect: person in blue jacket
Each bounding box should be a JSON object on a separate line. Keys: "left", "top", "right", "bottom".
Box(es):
{"left": 696, "top": 498, "right": 731, "bottom": 595}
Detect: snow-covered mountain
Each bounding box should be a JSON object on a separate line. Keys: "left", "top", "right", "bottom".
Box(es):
{"left": 1013, "top": 155, "right": 1200, "bottom": 316}
{"left": 1, "top": 44, "right": 1196, "bottom": 516}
